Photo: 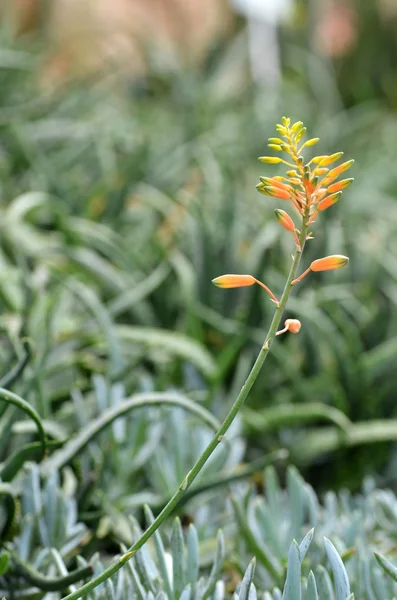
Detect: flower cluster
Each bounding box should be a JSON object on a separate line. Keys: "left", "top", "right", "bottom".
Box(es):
{"left": 212, "top": 117, "right": 353, "bottom": 337}
{"left": 256, "top": 117, "right": 354, "bottom": 229}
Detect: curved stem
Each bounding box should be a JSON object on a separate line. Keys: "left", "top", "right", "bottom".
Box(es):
{"left": 62, "top": 218, "right": 310, "bottom": 600}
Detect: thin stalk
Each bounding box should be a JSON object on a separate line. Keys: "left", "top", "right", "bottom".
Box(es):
{"left": 62, "top": 217, "right": 310, "bottom": 600}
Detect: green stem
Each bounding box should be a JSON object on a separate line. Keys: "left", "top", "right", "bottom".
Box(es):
{"left": 62, "top": 219, "right": 309, "bottom": 600}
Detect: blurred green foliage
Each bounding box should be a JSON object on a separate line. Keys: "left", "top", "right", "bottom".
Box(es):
{"left": 0, "top": 1, "right": 397, "bottom": 596}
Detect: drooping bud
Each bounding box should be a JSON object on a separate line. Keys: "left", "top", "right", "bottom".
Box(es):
{"left": 258, "top": 156, "right": 283, "bottom": 164}
{"left": 326, "top": 178, "right": 354, "bottom": 194}
{"left": 310, "top": 255, "right": 349, "bottom": 272}
{"left": 275, "top": 209, "right": 295, "bottom": 231}
{"left": 212, "top": 274, "right": 256, "bottom": 288}
{"left": 285, "top": 318, "right": 302, "bottom": 333}
{"left": 317, "top": 191, "right": 343, "bottom": 211}
{"left": 318, "top": 152, "right": 344, "bottom": 166}
{"left": 276, "top": 318, "right": 302, "bottom": 336}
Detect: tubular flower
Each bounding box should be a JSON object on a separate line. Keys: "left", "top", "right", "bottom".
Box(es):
{"left": 212, "top": 274, "right": 279, "bottom": 304}
{"left": 310, "top": 255, "right": 349, "bottom": 272}
{"left": 211, "top": 274, "right": 256, "bottom": 288}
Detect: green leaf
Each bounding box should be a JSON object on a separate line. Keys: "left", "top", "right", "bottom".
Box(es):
{"left": 282, "top": 540, "right": 301, "bottom": 600}
{"left": 171, "top": 517, "right": 185, "bottom": 600}
{"left": 374, "top": 552, "right": 397, "bottom": 583}
{"left": 144, "top": 505, "right": 173, "bottom": 600}
{"left": 324, "top": 538, "right": 350, "bottom": 600}
{"left": 0, "top": 553, "right": 9, "bottom": 576}
{"left": 0, "top": 388, "right": 46, "bottom": 459}
{"left": 239, "top": 558, "right": 256, "bottom": 600}
{"left": 307, "top": 571, "right": 319, "bottom": 600}
{"left": 299, "top": 529, "right": 314, "bottom": 563}
{"left": 40, "top": 392, "right": 220, "bottom": 474}
{"left": 116, "top": 326, "right": 217, "bottom": 377}
{"left": 202, "top": 530, "right": 225, "bottom": 600}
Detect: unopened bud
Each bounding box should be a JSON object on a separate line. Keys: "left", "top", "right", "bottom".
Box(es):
{"left": 317, "top": 191, "right": 342, "bottom": 211}
{"left": 304, "top": 137, "right": 320, "bottom": 147}
{"left": 268, "top": 144, "right": 283, "bottom": 151}
{"left": 291, "top": 121, "right": 304, "bottom": 133}
{"left": 281, "top": 116, "right": 291, "bottom": 126}
{"left": 275, "top": 209, "right": 295, "bottom": 231}
{"left": 310, "top": 255, "right": 349, "bottom": 272}
{"left": 285, "top": 318, "right": 301, "bottom": 333}
{"left": 322, "top": 160, "right": 354, "bottom": 186}
{"left": 276, "top": 318, "right": 302, "bottom": 336}
{"left": 296, "top": 128, "right": 307, "bottom": 143}
{"left": 326, "top": 178, "right": 354, "bottom": 194}
{"left": 212, "top": 274, "right": 256, "bottom": 288}
{"left": 264, "top": 186, "right": 291, "bottom": 200}
{"left": 268, "top": 137, "right": 284, "bottom": 144}
{"left": 319, "top": 152, "right": 344, "bottom": 167}
{"left": 259, "top": 156, "right": 283, "bottom": 164}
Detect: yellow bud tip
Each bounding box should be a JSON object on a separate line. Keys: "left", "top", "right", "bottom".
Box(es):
{"left": 285, "top": 318, "right": 302, "bottom": 333}
{"left": 212, "top": 274, "right": 256, "bottom": 289}
{"left": 310, "top": 255, "right": 349, "bottom": 272}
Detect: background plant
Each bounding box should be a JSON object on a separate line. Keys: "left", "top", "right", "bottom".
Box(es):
{"left": 0, "top": 1, "right": 396, "bottom": 598}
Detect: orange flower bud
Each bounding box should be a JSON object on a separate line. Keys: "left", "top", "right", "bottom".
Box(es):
{"left": 212, "top": 274, "right": 256, "bottom": 288}
{"left": 318, "top": 152, "right": 344, "bottom": 166}
{"left": 321, "top": 160, "right": 354, "bottom": 186}
{"left": 310, "top": 255, "right": 349, "bottom": 272}
{"left": 317, "top": 191, "right": 342, "bottom": 211}
{"left": 285, "top": 318, "right": 301, "bottom": 333}
{"left": 326, "top": 178, "right": 354, "bottom": 194}
{"left": 264, "top": 186, "right": 291, "bottom": 200}
{"left": 258, "top": 156, "right": 283, "bottom": 164}
{"left": 276, "top": 318, "right": 302, "bottom": 336}
{"left": 274, "top": 209, "right": 295, "bottom": 231}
